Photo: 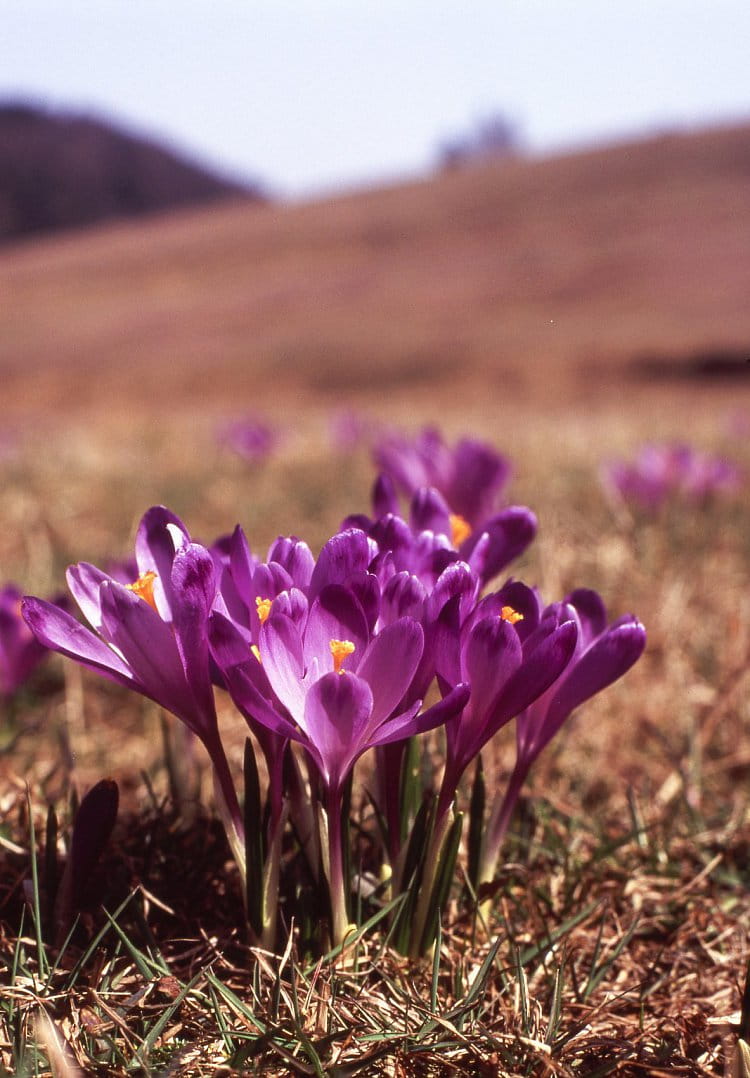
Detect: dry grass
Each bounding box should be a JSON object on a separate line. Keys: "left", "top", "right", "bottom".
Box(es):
{"left": 2, "top": 383, "right": 749, "bottom": 1074}
{"left": 1, "top": 124, "right": 750, "bottom": 1074}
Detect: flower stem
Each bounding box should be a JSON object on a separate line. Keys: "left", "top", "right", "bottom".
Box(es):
{"left": 325, "top": 786, "right": 350, "bottom": 948}
{"left": 478, "top": 761, "right": 529, "bottom": 889}
{"left": 205, "top": 728, "right": 246, "bottom": 884}
{"left": 409, "top": 793, "right": 454, "bottom": 959}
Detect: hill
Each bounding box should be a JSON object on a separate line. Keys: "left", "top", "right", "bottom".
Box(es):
{"left": 0, "top": 101, "right": 262, "bottom": 244}
{"left": 1, "top": 121, "right": 749, "bottom": 422}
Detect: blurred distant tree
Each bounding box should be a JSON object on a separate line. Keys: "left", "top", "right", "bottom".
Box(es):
{"left": 438, "top": 112, "right": 523, "bottom": 170}
{"left": 0, "top": 100, "right": 266, "bottom": 244}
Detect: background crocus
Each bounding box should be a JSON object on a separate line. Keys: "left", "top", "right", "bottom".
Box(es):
{"left": 373, "top": 425, "right": 512, "bottom": 529}
{"left": 0, "top": 583, "right": 52, "bottom": 698}
{"left": 217, "top": 413, "right": 280, "bottom": 463}
{"left": 602, "top": 442, "right": 741, "bottom": 512}
{"left": 479, "top": 589, "right": 647, "bottom": 887}
{"left": 346, "top": 479, "right": 537, "bottom": 589}
{"left": 22, "top": 507, "right": 247, "bottom": 877}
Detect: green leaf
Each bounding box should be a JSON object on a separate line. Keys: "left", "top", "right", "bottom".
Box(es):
{"left": 419, "top": 811, "right": 463, "bottom": 956}
{"left": 243, "top": 738, "right": 266, "bottom": 939}
{"left": 467, "top": 754, "right": 485, "bottom": 891}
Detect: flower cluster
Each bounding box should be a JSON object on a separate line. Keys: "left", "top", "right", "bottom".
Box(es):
{"left": 602, "top": 442, "right": 741, "bottom": 513}
{"left": 23, "top": 433, "right": 646, "bottom": 955}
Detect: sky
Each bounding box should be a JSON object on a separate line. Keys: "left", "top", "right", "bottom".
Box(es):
{"left": 3, "top": 1, "right": 749, "bottom": 200}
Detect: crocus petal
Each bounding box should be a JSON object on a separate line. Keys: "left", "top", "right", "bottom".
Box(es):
{"left": 259, "top": 613, "right": 307, "bottom": 720}
{"left": 303, "top": 671, "right": 374, "bottom": 789}
{"left": 369, "top": 515, "right": 415, "bottom": 573}
{"left": 381, "top": 571, "right": 426, "bottom": 625}
{"left": 462, "top": 506, "right": 537, "bottom": 584}
{"left": 471, "top": 580, "right": 542, "bottom": 641}
{"left": 410, "top": 487, "right": 452, "bottom": 537}
{"left": 208, "top": 610, "right": 253, "bottom": 669}
{"left": 565, "top": 589, "right": 609, "bottom": 646}
{"left": 543, "top": 617, "right": 646, "bottom": 740}
{"left": 463, "top": 615, "right": 523, "bottom": 711}
{"left": 266, "top": 536, "right": 315, "bottom": 588}
{"left": 271, "top": 587, "right": 309, "bottom": 624}
{"left": 302, "top": 585, "right": 369, "bottom": 675}
{"left": 66, "top": 562, "right": 112, "bottom": 632}
{"left": 426, "top": 561, "right": 479, "bottom": 622}
{"left": 222, "top": 659, "right": 300, "bottom": 743}
{"left": 432, "top": 594, "right": 463, "bottom": 689}
{"left": 498, "top": 619, "right": 578, "bottom": 723}
{"left": 365, "top": 699, "right": 423, "bottom": 746}
{"left": 228, "top": 525, "right": 257, "bottom": 605}
{"left": 356, "top": 617, "right": 424, "bottom": 725}
{"left": 169, "top": 543, "right": 217, "bottom": 714}
{"left": 22, "top": 597, "right": 134, "bottom": 687}
{"left": 447, "top": 438, "right": 511, "bottom": 524}
{"left": 374, "top": 681, "right": 470, "bottom": 746}
{"left": 308, "top": 528, "right": 372, "bottom": 600}
{"left": 372, "top": 473, "right": 400, "bottom": 518}
{"left": 134, "top": 506, "right": 190, "bottom": 620}
{"left": 98, "top": 582, "right": 203, "bottom": 730}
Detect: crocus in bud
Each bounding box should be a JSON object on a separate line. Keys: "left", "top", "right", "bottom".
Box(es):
{"left": 480, "top": 589, "right": 646, "bottom": 884}
{"left": 406, "top": 582, "right": 578, "bottom": 954}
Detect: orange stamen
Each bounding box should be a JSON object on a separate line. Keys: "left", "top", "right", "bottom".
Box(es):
{"left": 126, "top": 571, "right": 159, "bottom": 613}
{"left": 255, "top": 597, "right": 272, "bottom": 624}
{"left": 449, "top": 513, "right": 472, "bottom": 547}
{"left": 330, "top": 638, "right": 355, "bottom": 674}
{"left": 501, "top": 605, "right": 524, "bottom": 625}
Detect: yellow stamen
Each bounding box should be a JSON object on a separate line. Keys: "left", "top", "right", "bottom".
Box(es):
{"left": 330, "top": 638, "right": 355, "bottom": 674}
{"left": 255, "top": 597, "right": 272, "bottom": 624}
{"left": 450, "top": 513, "right": 472, "bottom": 547}
{"left": 501, "top": 605, "right": 524, "bottom": 625}
{"left": 126, "top": 571, "right": 159, "bottom": 613}
{"left": 251, "top": 644, "right": 262, "bottom": 664}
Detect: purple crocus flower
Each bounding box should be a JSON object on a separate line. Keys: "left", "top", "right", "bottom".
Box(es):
{"left": 480, "top": 589, "right": 646, "bottom": 882}
{"left": 217, "top": 414, "right": 280, "bottom": 463}
{"left": 406, "top": 580, "right": 576, "bottom": 952}
{"left": 373, "top": 426, "right": 512, "bottom": 529}
{"left": 0, "top": 584, "right": 51, "bottom": 697}
{"left": 346, "top": 481, "right": 536, "bottom": 589}
{"left": 434, "top": 582, "right": 579, "bottom": 823}
{"left": 22, "top": 507, "right": 245, "bottom": 871}
{"left": 328, "top": 408, "right": 378, "bottom": 450}
{"left": 602, "top": 443, "right": 741, "bottom": 512}
{"left": 212, "top": 570, "right": 467, "bottom": 944}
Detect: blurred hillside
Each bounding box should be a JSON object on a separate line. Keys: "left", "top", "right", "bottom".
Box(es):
{"left": 0, "top": 102, "right": 262, "bottom": 244}
{"left": 1, "top": 121, "right": 749, "bottom": 422}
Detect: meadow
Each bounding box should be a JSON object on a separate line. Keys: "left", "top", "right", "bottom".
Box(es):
{"left": 1, "top": 124, "right": 750, "bottom": 1075}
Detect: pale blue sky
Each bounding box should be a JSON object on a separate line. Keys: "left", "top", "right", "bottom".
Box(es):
{"left": 3, "top": 1, "right": 749, "bottom": 198}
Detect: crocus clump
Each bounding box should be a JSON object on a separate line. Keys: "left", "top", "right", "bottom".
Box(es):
{"left": 0, "top": 584, "right": 53, "bottom": 698}
{"left": 23, "top": 432, "right": 646, "bottom": 956}
{"left": 602, "top": 442, "right": 741, "bottom": 513}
